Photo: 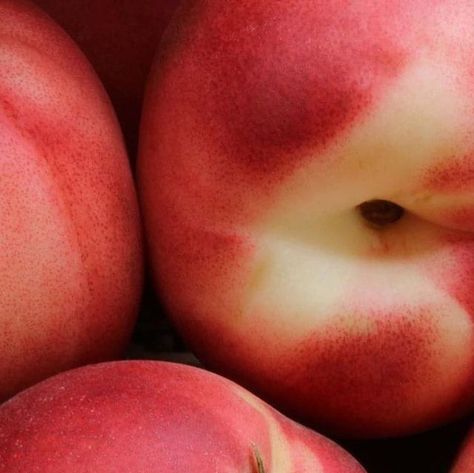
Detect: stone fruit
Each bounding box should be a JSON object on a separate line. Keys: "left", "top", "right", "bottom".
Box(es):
{"left": 138, "top": 0, "right": 474, "bottom": 437}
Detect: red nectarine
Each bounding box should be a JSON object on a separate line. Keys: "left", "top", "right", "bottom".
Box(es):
{"left": 139, "top": 0, "right": 474, "bottom": 437}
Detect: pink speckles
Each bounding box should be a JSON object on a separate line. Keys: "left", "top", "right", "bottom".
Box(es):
{"left": 140, "top": 0, "right": 474, "bottom": 438}
{"left": 266, "top": 309, "right": 441, "bottom": 437}
{"left": 0, "top": 0, "right": 142, "bottom": 401}
{"left": 183, "top": 298, "right": 473, "bottom": 438}
{"left": 424, "top": 155, "right": 474, "bottom": 192}
{"left": 168, "top": 0, "right": 413, "bottom": 181}
{"left": 155, "top": 220, "right": 255, "bottom": 324}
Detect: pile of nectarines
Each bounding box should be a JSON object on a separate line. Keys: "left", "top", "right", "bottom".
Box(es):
{"left": 0, "top": 0, "right": 472, "bottom": 471}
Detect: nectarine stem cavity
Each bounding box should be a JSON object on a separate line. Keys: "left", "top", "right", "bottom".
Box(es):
{"left": 358, "top": 200, "right": 404, "bottom": 227}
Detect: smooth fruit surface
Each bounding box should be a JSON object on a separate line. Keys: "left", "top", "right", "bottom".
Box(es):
{"left": 34, "top": 0, "right": 181, "bottom": 155}
{"left": 139, "top": 0, "right": 474, "bottom": 437}
{"left": 0, "top": 361, "right": 366, "bottom": 473}
{"left": 0, "top": 0, "right": 142, "bottom": 401}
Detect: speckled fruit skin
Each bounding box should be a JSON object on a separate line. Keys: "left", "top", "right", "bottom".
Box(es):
{"left": 0, "top": 361, "right": 366, "bottom": 473}
{"left": 139, "top": 0, "right": 474, "bottom": 438}
{"left": 33, "top": 0, "right": 181, "bottom": 155}
{"left": 0, "top": 0, "right": 142, "bottom": 401}
{"left": 451, "top": 426, "right": 474, "bottom": 473}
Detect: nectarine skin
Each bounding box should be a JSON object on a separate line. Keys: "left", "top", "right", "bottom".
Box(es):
{"left": 0, "top": 0, "right": 142, "bottom": 401}
{"left": 139, "top": 0, "right": 474, "bottom": 437}
{"left": 33, "top": 0, "right": 181, "bottom": 155}
{"left": 0, "top": 361, "right": 366, "bottom": 472}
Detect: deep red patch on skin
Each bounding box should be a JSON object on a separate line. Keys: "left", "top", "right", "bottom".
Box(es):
{"left": 159, "top": 0, "right": 413, "bottom": 181}
{"left": 178, "top": 303, "right": 472, "bottom": 438}
{"left": 276, "top": 314, "right": 471, "bottom": 437}
{"left": 410, "top": 234, "right": 474, "bottom": 433}
{"left": 140, "top": 0, "right": 420, "bottom": 354}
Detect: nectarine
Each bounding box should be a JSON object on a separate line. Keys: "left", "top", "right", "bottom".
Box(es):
{"left": 139, "top": 0, "right": 474, "bottom": 437}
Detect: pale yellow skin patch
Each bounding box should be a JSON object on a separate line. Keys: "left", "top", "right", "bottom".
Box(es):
{"left": 228, "top": 58, "right": 474, "bottom": 429}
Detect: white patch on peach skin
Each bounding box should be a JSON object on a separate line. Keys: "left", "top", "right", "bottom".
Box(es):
{"left": 233, "top": 387, "right": 324, "bottom": 473}
{"left": 233, "top": 53, "right": 474, "bottom": 342}
{"left": 239, "top": 58, "right": 474, "bottom": 326}
{"left": 239, "top": 224, "right": 473, "bottom": 424}
{"left": 224, "top": 54, "right": 474, "bottom": 424}
{"left": 257, "top": 58, "right": 472, "bottom": 225}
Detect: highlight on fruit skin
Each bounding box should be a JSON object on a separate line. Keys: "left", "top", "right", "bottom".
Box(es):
{"left": 450, "top": 425, "right": 474, "bottom": 473}
{"left": 0, "top": 361, "right": 366, "bottom": 473}
{"left": 138, "top": 0, "right": 474, "bottom": 438}
{"left": 0, "top": 0, "right": 143, "bottom": 402}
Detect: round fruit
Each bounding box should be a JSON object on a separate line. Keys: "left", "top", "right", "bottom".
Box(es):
{"left": 139, "top": 0, "right": 474, "bottom": 437}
